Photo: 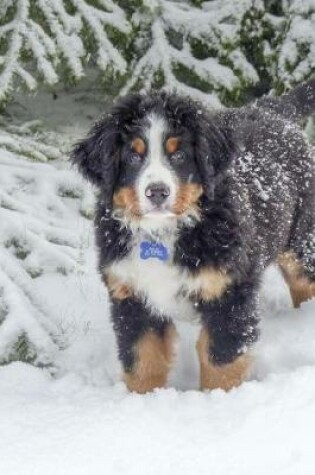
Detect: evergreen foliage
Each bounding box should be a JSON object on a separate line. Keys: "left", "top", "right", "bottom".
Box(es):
{"left": 0, "top": 143, "right": 94, "bottom": 367}
{"left": 0, "top": 0, "right": 314, "bottom": 107}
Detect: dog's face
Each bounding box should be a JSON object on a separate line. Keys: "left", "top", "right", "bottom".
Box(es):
{"left": 114, "top": 112, "right": 204, "bottom": 222}
{"left": 72, "top": 92, "right": 233, "bottom": 227}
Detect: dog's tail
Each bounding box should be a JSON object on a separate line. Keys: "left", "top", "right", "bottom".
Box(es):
{"left": 257, "top": 78, "right": 315, "bottom": 121}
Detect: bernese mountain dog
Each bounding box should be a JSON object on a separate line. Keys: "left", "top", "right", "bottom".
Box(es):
{"left": 72, "top": 79, "right": 315, "bottom": 393}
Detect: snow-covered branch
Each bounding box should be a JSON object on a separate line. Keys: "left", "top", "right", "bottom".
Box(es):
{"left": 277, "top": 0, "right": 315, "bottom": 88}
{"left": 1, "top": 0, "right": 315, "bottom": 105}
{"left": 0, "top": 147, "right": 95, "bottom": 365}
{"left": 0, "top": 0, "right": 130, "bottom": 104}
{"left": 122, "top": 0, "right": 259, "bottom": 104}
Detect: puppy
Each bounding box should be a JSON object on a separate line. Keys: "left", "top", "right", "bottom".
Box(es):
{"left": 72, "top": 80, "right": 315, "bottom": 393}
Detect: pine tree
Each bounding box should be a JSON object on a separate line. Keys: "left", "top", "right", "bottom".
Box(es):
{"left": 0, "top": 0, "right": 130, "bottom": 106}
{"left": 275, "top": 0, "right": 315, "bottom": 92}
{"left": 0, "top": 0, "right": 315, "bottom": 106}
{"left": 121, "top": 0, "right": 260, "bottom": 105}
{"left": 0, "top": 137, "right": 94, "bottom": 366}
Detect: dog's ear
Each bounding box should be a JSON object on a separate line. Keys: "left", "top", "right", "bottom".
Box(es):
{"left": 194, "top": 113, "right": 235, "bottom": 200}
{"left": 71, "top": 115, "right": 121, "bottom": 194}
{"left": 71, "top": 93, "right": 144, "bottom": 196}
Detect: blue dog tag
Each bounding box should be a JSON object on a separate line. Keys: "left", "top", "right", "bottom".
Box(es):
{"left": 140, "top": 241, "right": 169, "bottom": 261}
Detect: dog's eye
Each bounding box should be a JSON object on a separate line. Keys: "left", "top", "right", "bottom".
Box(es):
{"left": 129, "top": 153, "right": 142, "bottom": 165}
{"left": 170, "top": 150, "right": 185, "bottom": 163}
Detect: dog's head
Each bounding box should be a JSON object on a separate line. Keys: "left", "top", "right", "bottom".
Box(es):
{"left": 72, "top": 92, "right": 234, "bottom": 227}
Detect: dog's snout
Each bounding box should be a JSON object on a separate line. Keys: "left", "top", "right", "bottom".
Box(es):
{"left": 145, "top": 182, "right": 170, "bottom": 206}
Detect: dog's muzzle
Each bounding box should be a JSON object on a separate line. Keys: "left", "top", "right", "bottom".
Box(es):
{"left": 145, "top": 182, "right": 170, "bottom": 207}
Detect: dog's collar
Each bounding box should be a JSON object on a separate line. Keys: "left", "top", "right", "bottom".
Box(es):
{"left": 139, "top": 240, "right": 170, "bottom": 261}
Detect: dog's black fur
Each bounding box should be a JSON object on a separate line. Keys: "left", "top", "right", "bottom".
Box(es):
{"left": 72, "top": 80, "right": 315, "bottom": 384}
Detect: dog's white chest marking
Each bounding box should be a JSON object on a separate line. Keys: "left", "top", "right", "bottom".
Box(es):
{"left": 110, "top": 232, "right": 201, "bottom": 323}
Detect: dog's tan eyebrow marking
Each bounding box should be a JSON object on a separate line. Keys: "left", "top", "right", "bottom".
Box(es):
{"left": 165, "top": 136, "right": 180, "bottom": 154}
{"left": 131, "top": 137, "right": 146, "bottom": 155}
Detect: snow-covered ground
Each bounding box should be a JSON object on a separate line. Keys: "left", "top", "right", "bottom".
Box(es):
{"left": 1, "top": 262, "right": 315, "bottom": 475}
{"left": 1, "top": 88, "right": 315, "bottom": 475}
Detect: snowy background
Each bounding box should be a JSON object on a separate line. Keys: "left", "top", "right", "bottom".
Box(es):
{"left": 1, "top": 1, "right": 315, "bottom": 474}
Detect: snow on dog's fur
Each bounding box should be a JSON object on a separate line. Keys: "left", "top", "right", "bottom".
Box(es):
{"left": 72, "top": 80, "right": 315, "bottom": 393}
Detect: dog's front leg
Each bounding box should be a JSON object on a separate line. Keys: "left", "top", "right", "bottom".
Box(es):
{"left": 111, "top": 296, "right": 176, "bottom": 393}
{"left": 196, "top": 280, "right": 259, "bottom": 391}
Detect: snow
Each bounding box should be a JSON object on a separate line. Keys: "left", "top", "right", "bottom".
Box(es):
{"left": 0, "top": 0, "right": 263, "bottom": 105}
{"left": 1, "top": 86, "right": 315, "bottom": 475}
{"left": 0, "top": 0, "right": 129, "bottom": 102}
{"left": 0, "top": 144, "right": 96, "bottom": 364}
{"left": 1, "top": 0, "right": 315, "bottom": 107}
{"left": 122, "top": 0, "right": 259, "bottom": 104}
{"left": 278, "top": 1, "right": 315, "bottom": 87}
{"left": 1, "top": 266, "right": 315, "bottom": 475}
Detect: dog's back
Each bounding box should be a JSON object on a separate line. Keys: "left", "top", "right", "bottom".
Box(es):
{"left": 256, "top": 78, "right": 315, "bottom": 121}
{"left": 223, "top": 80, "right": 315, "bottom": 305}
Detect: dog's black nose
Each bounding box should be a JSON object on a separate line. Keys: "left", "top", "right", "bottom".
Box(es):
{"left": 145, "top": 182, "right": 170, "bottom": 206}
